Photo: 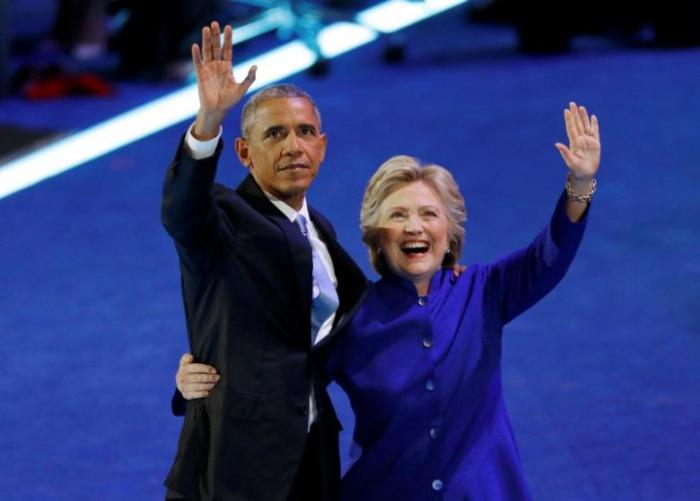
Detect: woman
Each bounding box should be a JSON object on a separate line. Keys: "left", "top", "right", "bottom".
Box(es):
{"left": 176, "top": 102, "right": 600, "bottom": 500}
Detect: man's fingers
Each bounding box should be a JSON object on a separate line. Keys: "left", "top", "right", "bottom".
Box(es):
{"left": 211, "top": 21, "right": 222, "bottom": 60}
{"left": 240, "top": 65, "right": 257, "bottom": 93}
{"left": 202, "top": 26, "right": 212, "bottom": 62}
{"left": 191, "top": 44, "right": 202, "bottom": 70}
{"left": 223, "top": 25, "right": 233, "bottom": 62}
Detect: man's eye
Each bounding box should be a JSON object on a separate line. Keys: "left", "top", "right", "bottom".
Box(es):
{"left": 300, "top": 127, "right": 315, "bottom": 135}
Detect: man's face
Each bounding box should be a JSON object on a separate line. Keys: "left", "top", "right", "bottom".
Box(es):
{"left": 236, "top": 97, "right": 327, "bottom": 209}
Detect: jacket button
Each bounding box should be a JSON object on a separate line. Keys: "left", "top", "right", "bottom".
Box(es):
{"left": 432, "top": 479, "right": 443, "bottom": 491}
{"left": 418, "top": 296, "right": 428, "bottom": 306}
{"left": 422, "top": 338, "right": 433, "bottom": 348}
{"left": 425, "top": 379, "right": 435, "bottom": 391}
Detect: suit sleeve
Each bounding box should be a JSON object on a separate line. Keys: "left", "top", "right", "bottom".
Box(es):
{"left": 161, "top": 136, "right": 225, "bottom": 272}
{"left": 486, "top": 192, "right": 589, "bottom": 325}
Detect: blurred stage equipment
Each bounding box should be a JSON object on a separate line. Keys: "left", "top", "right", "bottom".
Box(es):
{"left": 225, "top": 0, "right": 359, "bottom": 75}
{"left": 469, "top": 0, "right": 700, "bottom": 53}
{"left": 0, "top": 0, "right": 8, "bottom": 95}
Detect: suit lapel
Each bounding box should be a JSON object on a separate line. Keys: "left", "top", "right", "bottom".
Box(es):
{"left": 235, "top": 175, "right": 313, "bottom": 342}
{"left": 234, "top": 175, "right": 367, "bottom": 349}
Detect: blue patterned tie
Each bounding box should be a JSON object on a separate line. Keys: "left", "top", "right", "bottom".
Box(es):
{"left": 295, "top": 214, "right": 339, "bottom": 344}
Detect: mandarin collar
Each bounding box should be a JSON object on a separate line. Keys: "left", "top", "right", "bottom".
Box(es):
{"left": 378, "top": 268, "right": 449, "bottom": 298}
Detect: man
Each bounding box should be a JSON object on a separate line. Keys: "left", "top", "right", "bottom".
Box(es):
{"left": 161, "top": 21, "right": 367, "bottom": 500}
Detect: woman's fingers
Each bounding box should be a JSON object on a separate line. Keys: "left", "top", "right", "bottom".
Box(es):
{"left": 564, "top": 108, "right": 576, "bottom": 146}
{"left": 180, "top": 375, "right": 218, "bottom": 400}
{"left": 176, "top": 353, "right": 220, "bottom": 397}
{"left": 578, "top": 105, "right": 592, "bottom": 133}
{"left": 181, "top": 379, "right": 216, "bottom": 399}
{"left": 555, "top": 141, "right": 580, "bottom": 168}
{"left": 184, "top": 390, "right": 211, "bottom": 399}
{"left": 569, "top": 102, "right": 585, "bottom": 136}
{"left": 591, "top": 114, "right": 600, "bottom": 139}
{"left": 184, "top": 382, "right": 217, "bottom": 392}
{"left": 183, "top": 372, "right": 220, "bottom": 383}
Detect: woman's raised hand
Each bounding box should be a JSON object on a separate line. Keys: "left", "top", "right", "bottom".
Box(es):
{"left": 555, "top": 102, "right": 601, "bottom": 180}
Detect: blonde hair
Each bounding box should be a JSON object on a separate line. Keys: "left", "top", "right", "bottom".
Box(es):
{"left": 360, "top": 155, "right": 467, "bottom": 276}
{"left": 240, "top": 84, "right": 321, "bottom": 138}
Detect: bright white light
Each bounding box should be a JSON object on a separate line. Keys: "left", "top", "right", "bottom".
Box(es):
{"left": 318, "top": 22, "right": 378, "bottom": 58}
{"left": 0, "top": 87, "right": 198, "bottom": 200}
{"left": 233, "top": 9, "right": 286, "bottom": 43}
{"left": 243, "top": 41, "right": 316, "bottom": 88}
{"left": 356, "top": 0, "right": 467, "bottom": 34}
{"left": 0, "top": 0, "right": 468, "bottom": 200}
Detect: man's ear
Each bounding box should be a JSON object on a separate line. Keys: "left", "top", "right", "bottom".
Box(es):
{"left": 234, "top": 137, "right": 251, "bottom": 168}
{"left": 319, "top": 133, "right": 328, "bottom": 163}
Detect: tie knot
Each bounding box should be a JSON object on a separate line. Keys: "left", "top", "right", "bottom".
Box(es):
{"left": 295, "top": 214, "right": 309, "bottom": 237}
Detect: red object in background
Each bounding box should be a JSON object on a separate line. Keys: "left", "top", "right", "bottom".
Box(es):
{"left": 21, "top": 68, "right": 114, "bottom": 100}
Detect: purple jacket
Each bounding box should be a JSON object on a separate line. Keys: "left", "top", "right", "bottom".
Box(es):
{"left": 326, "top": 193, "right": 588, "bottom": 500}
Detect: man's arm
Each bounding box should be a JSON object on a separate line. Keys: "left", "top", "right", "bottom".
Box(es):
{"left": 161, "top": 22, "right": 257, "bottom": 265}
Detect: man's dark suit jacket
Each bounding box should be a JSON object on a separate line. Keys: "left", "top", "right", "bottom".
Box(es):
{"left": 161, "top": 139, "right": 367, "bottom": 500}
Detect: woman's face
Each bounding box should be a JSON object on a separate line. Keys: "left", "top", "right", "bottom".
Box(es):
{"left": 376, "top": 181, "right": 450, "bottom": 294}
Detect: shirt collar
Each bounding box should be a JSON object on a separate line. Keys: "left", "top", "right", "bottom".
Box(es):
{"left": 263, "top": 190, "right": 310, "bottom": 223}
{"left": 380, "top": 268, "right": 449, "bottom": 298}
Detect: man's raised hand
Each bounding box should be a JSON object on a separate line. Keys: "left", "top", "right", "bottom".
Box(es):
{"left": 192, "top": 22, "right": 257, "bottom": 139}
